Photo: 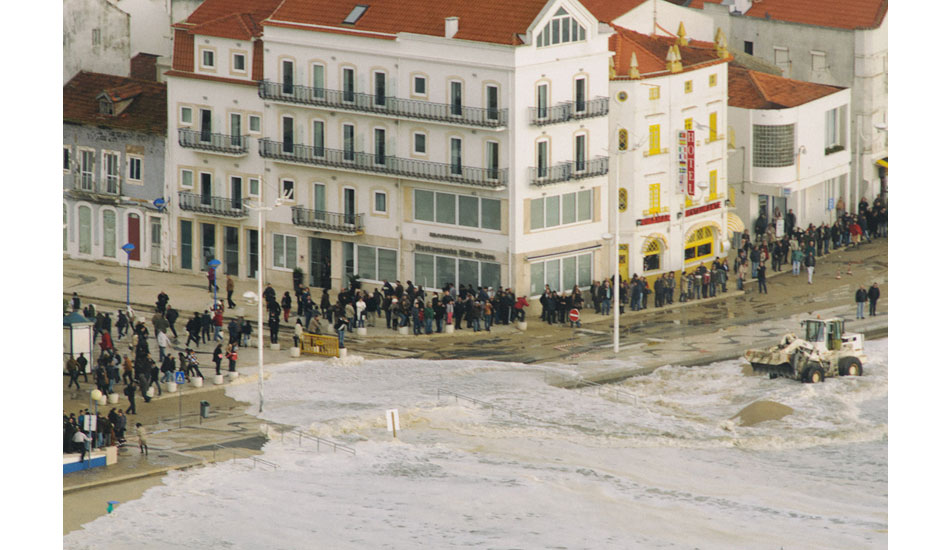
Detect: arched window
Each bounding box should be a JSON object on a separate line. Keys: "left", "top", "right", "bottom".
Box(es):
{"left": 684, "top": 226, "right": 716, "bottom": 263}
{"left": 78, "top": 205, "right": 92, "bottom": 255}
{"left": 102, "top": 210, "right": 116, "bottom": 258}
{"left": 537, "top": 8, "right": 586, "bottom": 47}
{"left": 643, "top": 238, "right": 662, "bottom": 272}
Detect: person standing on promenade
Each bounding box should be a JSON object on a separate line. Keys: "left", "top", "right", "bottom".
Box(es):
{"left": 757, "top": 263, "right": 768, "bottom": 294}
{"left": 76, "top": 353, "right": 89, "bottom": 383}
{"left": 281, "top": 292, "right": 293, "bottom": 323}
{"left": 156, "top": 329, "right": 170, "bottom": 363}
{"left": 207, "top": 266, "right": 217, "bottom": 293}
{"left": 804, "top": 252, "right": 816, "bottom": 285}
{"left": 226, "top": 275, "right": 236, "bottom": 309}
{"left": 855, "top": 286, "right": 868, "bottom": 319}
{"left": 227, "top": 343, "right": 238, "bottom": 372}
{"left": 201, "top": 310, "right": 212, "bottom": 343}
{"left": 242, "top": 319, "right": 252, "bottom": 347}
{"left": 868, "top": 283, "right": 881, "bottom": 316}
{"left": 212, "top": 343, "right": 223, "bottom": 375}
{"left": 136, "top": 423, "right": 148, "bottom": 456}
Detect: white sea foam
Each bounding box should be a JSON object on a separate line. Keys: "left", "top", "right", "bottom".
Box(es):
{"left": 64, "top": 339, "right": 887, "bottom": 550}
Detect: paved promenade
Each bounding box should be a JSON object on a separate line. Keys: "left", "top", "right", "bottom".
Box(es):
{"left": 62, "top": 237, "right": 887, "bottom": 533}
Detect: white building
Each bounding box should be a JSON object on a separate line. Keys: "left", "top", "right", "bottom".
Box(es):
{"left": 165, "top": 0, "right": 637, "bottom": 296}
{"left": 727, "top": 65, "right": 851, "bottom": 233}
{"left": 684, "top": 0, "right": 887, "bottom": 211}
{"left": 64, "top": 0, "right": 131, "bottom": 83}
{"left": 608, "top": 23, "right": 731, "bottom": 282}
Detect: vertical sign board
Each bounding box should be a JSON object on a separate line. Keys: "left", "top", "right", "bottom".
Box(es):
{"left": 677, "top": 131, "right": 687, "bottom": 194}
{"left": 686, "top": 130, "right": 696, "bottom": 197}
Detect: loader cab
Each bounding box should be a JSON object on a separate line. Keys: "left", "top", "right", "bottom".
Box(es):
{"left": 802, "top": 319, "right": 843, "bottom": 351}
{"left": 803, "top": 320, "right": 826, "bottom": 344}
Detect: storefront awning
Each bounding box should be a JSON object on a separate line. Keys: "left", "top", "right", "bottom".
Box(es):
{"left": 727, "top": 213, "right": 745, "bottom": 235}
{"left": 875, "top": 158, "right": 888, "bottom": 169}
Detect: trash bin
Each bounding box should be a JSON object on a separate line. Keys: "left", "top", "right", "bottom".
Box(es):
{"left": 200, "top": 401, "right": 210, "bottom": 418}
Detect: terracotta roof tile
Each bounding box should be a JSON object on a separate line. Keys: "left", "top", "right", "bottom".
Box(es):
{"left": 609, "top": 25, "right": 727, "bottom": 79}
{"left": 743, "top": 0, "right": 887, "bottom": 30}
{"left": 63, "top": 72, "right": 167, "bottom": 136}
{"left": 266, "top": 0, "right": 549, "bottom": 45}
{"left": 578, "top": 0, "right": 649, "bottom": 23}
{"left": 727, "top": 64, "right": 845, "bottom": 109}
{"left": 174, "top": 0, "right": 282, "bottom": 39}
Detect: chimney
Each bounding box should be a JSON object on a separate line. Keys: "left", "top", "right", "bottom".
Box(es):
{"left": 131, "top": 53, "right": 160, "bottom": 81}
{"left": 445, "top": 17, "right": 458, "bottom": 39}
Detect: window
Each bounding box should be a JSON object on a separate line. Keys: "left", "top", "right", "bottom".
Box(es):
{"left": 536, "top": 140, "right": 548, "bottom": 178}
{"left": 312, "top": 64, "right": 326, "bottom": 99}
{"left": 374, "top": 191, "right": 387, "bottom": 213}
{"left": 103, "top": 152, "right": 120, "bottom": 194}
{"left": 80, "top": 150, "right": 95, "bottom": 190}
{"left": 230, "top": 113, "right": 242, "bottom": 146}
{"left": 684, "top": 226, "right": 715, "bottom": 262}
{"left": 102, "top": 210, "right": 116, "bottom": 258}
{"left": 537, "top": 8, "right": 586, "bottom": 47}
{"left": 273, "top": 234, "right": 297, "bottom": 270}
{"left": 486, "top": 141, "right": 499, "bottom": 180}
{"left": 618, "top": 188, "right": 628, "bottom": 212}
{"left": 201, "top": 49, "right": 215, "bottom": 68}
{"left": 128, "top": 156, "right": 142, "bottom": 181}
{"left": 78, "top": 205, "right": 92, "bottom": 254}
{"left": 99, "top": 99, "right": 113, "bottom": 115}
{"left": 744, "top": 41, "right": 754, "bottom": 55}
{"left": 529, "top": 252, "right": 592, "bottom": 295}
{"left": 281, "top": 179, "right": 295, "bottom": 201}
{"left": 343, "top": 123, "right": 355, "bottom": 161}
{"left": 374, "top": 72, "right": 386, "bottom": 107}
{"left": 708, "top": 112, "right": 718, "bottom": 141}
{"left": 282, "top": 60, "right": 294, "bottom": 94}
{"left": 774, "top": 47, "right": 790, "bottom": 73}
{"left": 374, "top": 128, "right": 386, "bottom": 165}
{"left": 249, "top": 177, "right": 260, "bottom": 197}
{"left": 413, "top": 75, "right": 427, "bottom": 96}
{"left": 356, "top": 246, "right": 397, "bottom": 282}
{"left": 649, "top": 183, "right": 660, "bottom": 214}
{"left": 63, "top": 204, "right": 68, "bottom": 251}
{"left": 649, "top": 86, "right": 660, "bottom": 100}
{"left": 709, "top": 74, "right": 717, "bottom": 87}
{"left": 648, "top": 124, "right": 661, "bottom": 155}
{"left": 753, "top": 124, "right": 796, "bottom": 167}
{"left": 450, "top": 137, "right": 462, "bottom": 175}
{"left": 450, "top": 81, "right": 462, "bottom": 116}
{"left": 233, "top": 53, "right": 246, "bottom": 72}
{"left": 486, "top": 84, "right": 499, "bottom": 121}
{"left": 180, "top": 220, "right": 193, "bottom": 270}
{"left": 282, "top": 116, "right": 294, "bottom": 153}
{"left": 574, "top": 134, "right": 587, "bottom": 172}
{"left": 413, "top": 132, "right": 427, "bottom": 154}
{"left": 811, "top": 51, "right": 827, "bottom": 71}
{"left": 643, "top": 239, "right": 661, "bottom": 272}
{"left": 342, "top": 68, "right": 355, "bottom": 103}
{"left": 343, "top": 4, "right": 369, "bottom": 24}
{"left": 575, "top": 77, "right": 586, "bottom": 113}
{"left": 415, "top": 253, "right": 500, "bottom": 291}
{"left": 684, "top": 118, "right": 693, "bottom": 131}
{"left": 413, "top": 189, "right": 500, "bottom": 230}
{"left": 708, "top": 170, "right": 718, "bottom": 200}
{"left": 536, "top": 83, "right": 549, "bottom": 120}
{"left": 825, "top": 107, "right": 845, "bottom": 153}
{"left": 313, "top": 120, "right": 325, "bottom": 157}
{"left": 248, "top": 114, "right": 260, "bottom": 133}
{"left": 530, "top": 190, "right": 592, "bottom": 230}
{"left": 180, "top": 106, "right": 193, "bottom": 125}
{"left": 63, "top": 146, "right": 70, "bottom": 171}
{"left": 92, "top": 28, "right": 101, "bottom": 46}
{"left": 181, "top": 169, "right": 194, "bottom": 188}
{"left": 684, "top": 80, "right": 693, "bottom": 93}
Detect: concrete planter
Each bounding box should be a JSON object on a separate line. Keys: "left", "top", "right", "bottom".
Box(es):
{"left": 213, "top": 374, "right": 224, "bottom": 385}
{"left": 192, "top": 377, "right": 203, "bottom": 388}
{"left": 98, "top": 395, "right": 108, "bottom": 406}
{"left": 270, "top": 343, "right": 280, "bottom": 351}
{"left": 398, "top": 326, "right": 409, "bottom": 335}
{"left": 290, "top": 347, "right": 301, "bottom": 357}
{"left": 107, "top": 393, "right": 119, "bottom": 404}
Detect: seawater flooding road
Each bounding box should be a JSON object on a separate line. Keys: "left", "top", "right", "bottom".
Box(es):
{"left": 64, "top": 340, "right": 888, "bottom": 550}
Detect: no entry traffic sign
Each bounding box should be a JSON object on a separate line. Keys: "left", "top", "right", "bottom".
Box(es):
{"left": 569, "top": 309, "right": 580, "bottom": 322}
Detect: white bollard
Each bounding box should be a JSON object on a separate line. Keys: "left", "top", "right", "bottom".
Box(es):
{"left": 166, "top": 381, "right": 177, "bottom": 393}
{"left": 270, "top": 343, "right": 280, "bottom": 351}
{"left": 338, "top": 348, "right": 348, "bottom": 358}
{"left": 398, "top": 326, "right": 409, "bottom": 335}
{"left": 108, "top": 393, "right": 119, "bottom": 404}
{"left": 192, "top": 377, "right": 203, "bottom": 388}
{"left": 146, "top": 387, "right": 155, "bottom": 398}
{"left": 290, "top": 347, "right": 301, "bottom": 357}
{"left": 213, "top": 374, "right": 224, "bottom": 385}
{"left": 356, "top": 327, "right": 367, "bottom": 336}
{"left": 98, "top": 395, "right": 108, "bottom": 406}
{"left": 445, "top": 325, "right": 455, "bottom": 334}
{"left": 516, "top": 321, "right": 528, "bottom": 331}
{"left": 227, "top": 371, "right": 240, "bottom": 381}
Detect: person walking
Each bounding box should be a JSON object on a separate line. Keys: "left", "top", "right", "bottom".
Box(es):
{"left": 72, "top": 429, "right": 91, "bottom": 462}
{"left": 149, "top": 359, "right": 162, "bottom": 397}
{"left": 185, "top": 312, "right": 201, "bottom": 347}
{"left": 868, "top": 282, "right": 881, "bottom": 316}
{"left": 136, "top": 423, "right": 148, "bottom": 456}
{"left": 226, "top": 275, "right": 236, "bottom": 309}
{"left": 66, "top": 355, "right": 81, "bottom": 389}
{"left": 804, "top": 252, "right": 816, "bottom": 285}
{"left": 185, "top": 349, "right": 204, "bottom": 379}
{"left": 757, "top": 263, "right": 768, "bottom": 294}
{"left": 124, "top": 382, "right": 137, "bottom": 415}
{"left": 200, "top": 310, "right": 212, "bottom": 344}
{"left": 855, "top": 285, "right": 868, "bottom": 319}
{"left": 212, "top": 306, "right": 224, "bottom": 342}
{"left": 165, "top": 306, "right": 179, "bottom": 339}
{"left": 268, "top": 311, "right": 281, "bottom": 344}
{"left": 241, "top": 320, "right": 252, "bottom": 347}
{"left": 156, "top": 329, "right": 170, "bottom": 363}
{"left": 207, "top": 266, "right": 217, "bottom": 293}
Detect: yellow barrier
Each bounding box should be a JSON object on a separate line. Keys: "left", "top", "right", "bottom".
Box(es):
{"left": 300, "top": 332, "right": 340, "bottom": 357}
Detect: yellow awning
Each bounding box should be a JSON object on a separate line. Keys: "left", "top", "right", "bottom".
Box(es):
{"left": 727, "top": 212, "right": 745, "bottom": 235}
{"left": 875, "top": 159, "right": 888, "bottom": 168}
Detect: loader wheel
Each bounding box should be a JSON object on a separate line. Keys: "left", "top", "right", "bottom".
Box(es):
{"left": 839, "top": 357, "right": 863, "bottom": 377}
{"left": 803, "top": 366, "right": 824, "bottom": 384}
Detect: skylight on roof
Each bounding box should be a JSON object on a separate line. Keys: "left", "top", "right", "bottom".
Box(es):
{"left": 343, "top": 5, "right": 369, "bottom": 24}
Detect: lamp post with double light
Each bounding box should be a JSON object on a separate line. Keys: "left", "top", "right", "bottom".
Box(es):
{"left": 121, "top": 243, "right": 135, "bottom": 312}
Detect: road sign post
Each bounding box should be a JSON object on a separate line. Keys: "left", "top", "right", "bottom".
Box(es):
{"left": 175, "top": 371, "right": 186, "bottom": 428}
{"left": 386, "top": 409, "right": 400, "bottom": 440}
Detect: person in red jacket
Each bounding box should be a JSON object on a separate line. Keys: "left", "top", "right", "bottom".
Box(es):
{"left": 513, "top": 296, "right": 529, "bottom": 322}
{"left": 212, "top": 306, "right": 224, "bottom": 342}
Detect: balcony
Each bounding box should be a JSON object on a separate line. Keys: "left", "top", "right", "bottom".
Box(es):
{"left": 258, "top": 80, "right": 508, "bottom": 129}
{"left": 529, "top": 97, "right": 609, "bottom": 126}
{"left": 291, "top": 206, "right": 364, "bottom": 235}
{"left": 529, "top": 156, "right": 609, "bottom": 186}
{"left": 259, "top": 139, "right": 507, "bottom": 190}
{"left": 67, "top": 175, "right": 121, "bottom": 203}
{"left": 178, "top": 128, "right": 249, "bottom": 156}
{"left": 178, "top": 191, "right": 248, "bottom": 218}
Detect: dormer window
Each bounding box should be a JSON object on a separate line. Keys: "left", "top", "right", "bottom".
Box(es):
{"left": 343, "top": 5, "right": 368, "bottom": 25}
{"left": 99, "top": 98, "right": 114, "bottom": 116}
{"left": 537, "top": 7, "right": 586, "bottom": 47}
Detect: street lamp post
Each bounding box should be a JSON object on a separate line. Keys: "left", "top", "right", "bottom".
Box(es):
{"left": 121, "top": 243, "right": 135, "bottom": 312}
{"left": 88, "top": 389, "right": 102, "bottom": 466}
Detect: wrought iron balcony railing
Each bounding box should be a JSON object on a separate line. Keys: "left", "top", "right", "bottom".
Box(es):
{"left": 259, "top": 80, "right": 508, "bottom": 128}
{"left": 529, "top": 97, "right": 609, "bottom": 126}
{"left": 529, "top": 156, "right": 609, "bottom": 186}
{"left": 259, "top": 139, "right": 507, "bottom": 189}
{"left": 291, "top": 206, "right": 364, "bottom": 234}
{"left": 178, "top": 191, "right": 248, "bottom": 218}
{"left": 68, "top": 175, "right": 121, "bottom": 201}
{"left": 178, "top": 128, "right": 249, "bottom": 155}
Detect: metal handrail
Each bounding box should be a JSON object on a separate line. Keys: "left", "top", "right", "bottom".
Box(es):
{"left": 566, "top": 378, "right": 640, "bottom": 404}
{"left": 211, "top": 443, "right": 279, "bottom": 469}
{"left": 529, "top": 97, "right": 609, "bottom": 126}
{"left": 436, "top": 388, "right": 527, "bottom": 421}
{"left": 260, "top": 139, "right": 507, "bottom": 189}
{"left": 178, "top": 128, "right": 248, "bottom": 155}
{"left": 259, "top": 80, "right": 508, "bottom": 128}
{"left": 291, "top": 205, "right": 364, "bottom": 233}
{"left": 250, "top": 456, "right": 279, "bottom": 470}
{"left": 284, "top": 429, "right": 356, "bottom": 455}
{"left": 178, "top": 191, "right": 248, "bottom": 218}
{"left": 529, "top": 156, "right": 610, "bottom": 186}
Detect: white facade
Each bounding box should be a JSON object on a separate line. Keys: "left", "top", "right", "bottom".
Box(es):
{"left": 63, "top": 0, "right": 131, "bottom": 82}
{"left": 166, "top": 0, "right": 616, "bottom": 296}
{"left": 728, "top": 87, "right": 851, "bottom": 232}
{"left": 609, "top": 56, "right": 730, "bottom": 281}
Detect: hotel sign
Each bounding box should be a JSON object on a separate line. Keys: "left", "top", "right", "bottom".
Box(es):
{"left": 678, "top": 130, "right": 695, "bottom": 196}
{"left": 685, "top": 201, "right": 721, "bottom": 217}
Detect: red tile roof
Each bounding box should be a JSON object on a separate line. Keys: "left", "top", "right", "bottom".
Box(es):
{"left": 265, "top": 0, "right": 550, "bottom": 45}
{"left": 63, "top": 72, "right": 167, "bottom": 136}
{"left": 609, "top": 25, "right": 727, "bottom": 79}
{"left": 579, "top": 0, "right": 649, "bottom": 23}
{"left": 173, "top": 0, "right": 283, "bottom": 39}
{"left": 743, "top": 0, "right": 887, "bottom": 30}
{"left": 727, "top": 64, "right": 845, "bottom": 109}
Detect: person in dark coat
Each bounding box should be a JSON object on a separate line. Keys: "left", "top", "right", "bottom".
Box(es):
{"left": 855, "top": 285, "right": 868, "bottom": 319}
{"left": 281, "top": 292, "right": 293, "bottom": 322}
{"left": 268, "top": 311, "right": 281, "bottom": 344}
{"left": 76, "top": 353, "right": 89, "bottom": 382}
{"left": 757, "top": 263, "right": 768, "bottom": 294}
{"left": 200, "top": 310, "right": 212, "bottom": 343}
{"left": 165, "top": 306, "right": 179, "bottom": 339}
{"left": 185, "top": 312, "right": 201, "bottom": 347}
{"left": 124, "top": 382, "right": 137, "bottom": 414}
{"left": 867, "top": 282, "right": 881, "bottom": 316}
{"left": 212, "top": 343, "right": 223, "bottom": 375}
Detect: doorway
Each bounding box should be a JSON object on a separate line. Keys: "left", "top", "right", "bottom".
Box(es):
{"left": 310, "top": 237, "right": 331, "bottom": 289}
{"left": 127, "top": 213, "right": 141, "bottom": 261}
{"left": 149, "top": 217, "right": 161, "bottom": 267}
{"left": 224, "top": 226, "right": 239, "bottom": 276}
